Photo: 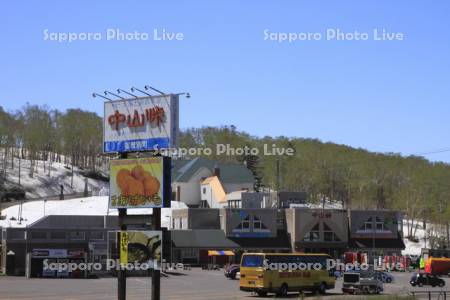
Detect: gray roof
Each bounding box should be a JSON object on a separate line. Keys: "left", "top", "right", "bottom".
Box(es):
{"left": 30, "top": 215, "right": 118, "bottom": 229}
{"left": 171, "top": 229, "right": 239, "bottom": 248}
{"left": 172, "top": 157, "right": 254, "bottom": 184}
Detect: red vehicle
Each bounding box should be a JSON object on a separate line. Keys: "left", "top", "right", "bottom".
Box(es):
{"left": 424, "top": 258, "right": 450, "bottom": 275}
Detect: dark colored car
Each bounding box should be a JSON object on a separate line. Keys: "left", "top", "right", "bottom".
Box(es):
{"left": 410, "top": 273, "right": 445, "bottom": 287}
{"left": 224, "top": 264, "right": 240, "bottom": 280}
{"left": 376, "top": 271, "right": 394, "bottom": 283}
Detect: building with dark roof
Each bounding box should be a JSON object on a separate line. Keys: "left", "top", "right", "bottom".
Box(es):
{"left": 1, "top": 215, "right": 119, "bottom": 277}
{"left": 286, "top": 208, "right": 349, "bottom": 257}
{"left": 171, "top": 157, "right": 254, "bottom": 207}
{"left": 348, "top": 210, "right": 405, "bottom": 259}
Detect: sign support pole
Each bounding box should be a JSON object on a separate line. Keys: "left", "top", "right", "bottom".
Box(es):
{"left": 151, "top": 207, "right": 161, "bottom": 300}
{"left": 118, "top": 209, "right": 127, "bottom": 299}
{"left": 151, "top": 155, "right": 171, "bottom": 300}
{"left": 118, "top": 153, "right": 127, "bottom": 300}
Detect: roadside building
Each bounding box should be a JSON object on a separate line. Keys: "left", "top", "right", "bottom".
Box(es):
{"left": 348, "top": 210, "right": 405, "bottom": 259}
{"left": 241, "top": 192, "right": 274, "bottom": 209}
{"left": 220, "top": 208, "right": 291, "bottom": 254}
{"left": 170, "top": 229, "right": 239, "bottom": 266}
{"left": 169, "top": 209, "right": 236, "bottom": 265}
{"left": 1, "top": 215, "right": 117, "bottom": 277}
{"left": 278, "top": 191, "right": 307, "bottom": 208}
{"left": 172, "top": 157, "right": 254, "bottom": 207}
{"left": 171, "top": 208, "right": 220, "bottom": 230}
{"left": 421, "top": 248, "right": 450, "bottom": 258}
{"left": 200, "top": 176, "right": 228, "bottom": 208}
{"left": 285, "top": 208, "right": 348, "bottom": 258}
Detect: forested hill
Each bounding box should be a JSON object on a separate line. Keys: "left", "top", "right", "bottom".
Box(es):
{"left": 1, "top": 105, "right": 450, "bottom": 235}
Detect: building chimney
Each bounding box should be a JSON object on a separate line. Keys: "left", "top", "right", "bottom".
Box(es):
{"left": 214, "top": 163, "right": 220, "bottom": 179}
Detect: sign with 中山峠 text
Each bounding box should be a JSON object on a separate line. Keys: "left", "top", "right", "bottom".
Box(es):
{"left": 103, "top": 95, "right": 179, "bottom": 153}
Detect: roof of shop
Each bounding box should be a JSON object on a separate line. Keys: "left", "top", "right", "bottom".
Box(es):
{"left": 172, "top": 157, "right": 253, "bottom": 184}
{"left": 171, "top": 229, "right": 239, "bottom": 249}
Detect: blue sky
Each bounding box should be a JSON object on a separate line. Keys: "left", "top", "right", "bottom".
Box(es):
{"left": 1, "top": 1, "right": 450, "bottom": 162}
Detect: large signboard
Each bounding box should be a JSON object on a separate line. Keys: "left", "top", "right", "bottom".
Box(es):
{"left": 103, "top": 95, "right": 179, "bottom": 153}
{"left": 109, "top": 157, "right": 169, "bottom": 208}
{"left": 113, "top": 231, "right": 162, "bottom": 270}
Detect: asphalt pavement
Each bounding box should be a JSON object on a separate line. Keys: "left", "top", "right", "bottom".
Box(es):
{"left": 0, "top": 269, "right": 449, "bottom": 299}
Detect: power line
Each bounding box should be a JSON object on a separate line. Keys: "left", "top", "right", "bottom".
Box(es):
{"left": 415, "top": 148, "right": 450, "bottom": 156}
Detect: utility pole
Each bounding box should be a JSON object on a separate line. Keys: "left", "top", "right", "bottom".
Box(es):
{"left": 276, "top": 159, "right": 281, "bottom": 208}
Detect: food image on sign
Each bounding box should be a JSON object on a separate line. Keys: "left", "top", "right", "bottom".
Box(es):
{"left": 113, "top": 231, "right": 162, "bottom": 270}
{"left": 110, "top": 157, "right": 163, "bottom": 208}
{"left": 127, "top": 231, "right": 161, "bottom": 266}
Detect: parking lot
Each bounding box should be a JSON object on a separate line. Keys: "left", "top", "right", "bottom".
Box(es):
{"left": 0, "top": 270, "right": 449, "bottom": 300}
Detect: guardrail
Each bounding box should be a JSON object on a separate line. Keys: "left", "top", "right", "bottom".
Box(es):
{"left": 411, "top": 291, "right": 450, "bottom": 300}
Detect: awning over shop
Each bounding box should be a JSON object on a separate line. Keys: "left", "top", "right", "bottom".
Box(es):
{"left": 229, "top": 230, "right": 292, "bottom": 250}
{"left": 208, "top": 250, "right": 235, "bottom": 256}
{"left": 348, "top": 234, "right": 405, "bottom": 250}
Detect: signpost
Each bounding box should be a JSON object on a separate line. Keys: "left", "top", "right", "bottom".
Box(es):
{"left": 101, "top": 91, "right": 177, "bottom": 300}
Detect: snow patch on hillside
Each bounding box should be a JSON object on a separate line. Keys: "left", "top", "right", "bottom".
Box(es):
{"left": 402, "top": 220, "right": 426, "bottom": 255}
{"left": 3, "top": 157, "right": 108, "bottom": 198}
{"left": 0, "top": 196, "right": 186, "bottom": 229}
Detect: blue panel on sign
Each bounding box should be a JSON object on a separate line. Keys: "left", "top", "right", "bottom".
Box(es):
{"left": 104, "top": 138, "right": 170, "bottom": 153}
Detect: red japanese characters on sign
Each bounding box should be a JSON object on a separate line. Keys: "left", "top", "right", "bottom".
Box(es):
{"left": 312, "top": 211, "right": 332, "bottom": 218}
{"left": 108, "top": 106, "right": 166, "bottom": 131}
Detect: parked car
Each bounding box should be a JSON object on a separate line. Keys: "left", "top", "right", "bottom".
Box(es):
{"left": 342, "top": 271, "right": 383, "bottom": 294}
{"left": 376, "top": 271, "right": 394, "bottom": 283}
{"left": 224, "top": 264, "right": 240, "bottom": 280}
{"left": 410, "top": 273, "right": 445, "bottom": 287}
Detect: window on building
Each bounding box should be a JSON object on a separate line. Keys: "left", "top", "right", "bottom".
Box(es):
{"left": 375, "top": 217, "right": 384, "bottom": 231}
{"left": 203, "top": 187, "right": 206, "bottom": 194}
{"left": 69, "top": 231, "right": 85, "bottom": 240}
{"left": 253, "top": 216, "right": 268, "bottom": 230}
{"left": 9, "top": 230, "right": 25, "bottom": 240}
{"left": 90, "top": 231, "right": 104, "bottom": 241}
{"left": 181, "top": 248, "right": 197, "bottom": 258}
{"left": 323, "top": 223, "right": 341, "bottom": 242}
{"left": 277, "top": 216, "right": 285, "bottom": 225}
{"left": 360, "top": 217, "right": 373, "bottom": 231}
{"left": 303, "top": 223, "right": 320, "bottom": 242}
{"left": 229, "top": 200, "right": 241, "bottom": 208}
{"left": 242, "top": 216, "right": 250, "bottom": 229}
{"left": 253, "top": 216, "right": 261, "bottom": 229}
{"left": 50, "top": 231, "right": 66, "bottom": 240}
{"left": 30, "top": 231, "right": 47, "bottom": 240}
